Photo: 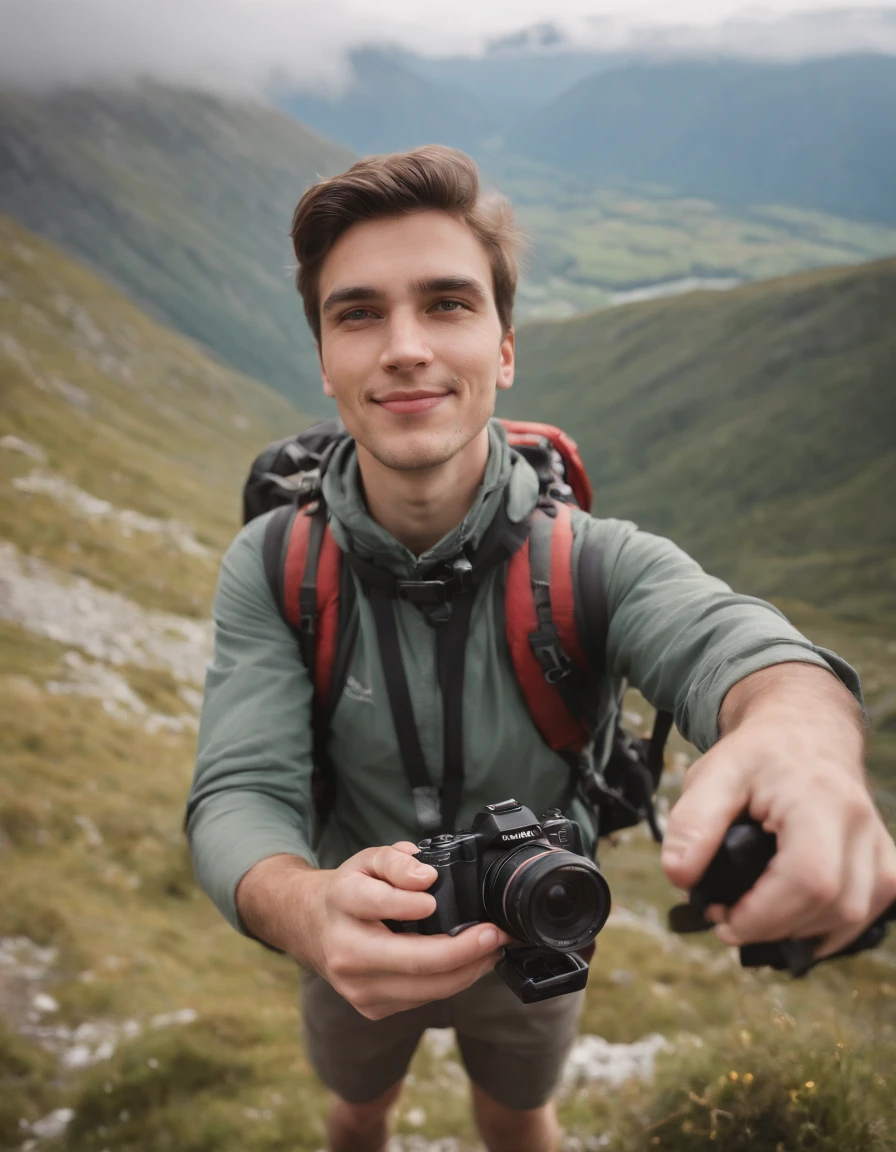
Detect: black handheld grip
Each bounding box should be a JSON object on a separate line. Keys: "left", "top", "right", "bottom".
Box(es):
{"left": 669, "top": 814, "right": 896, "bottom": 977}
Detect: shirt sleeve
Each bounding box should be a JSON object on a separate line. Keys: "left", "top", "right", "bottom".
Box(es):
{"left": 185, "top": 513, "right": 317, "bottom": 936}
{"left": 578, "top": 517, "right": 863, "bottom": 752}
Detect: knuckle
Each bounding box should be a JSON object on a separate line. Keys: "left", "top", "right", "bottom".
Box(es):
{"left": 843, "top": 792, "right": 874, "bottom": 826}
{"left": 351, "top": 989, "right": 373, "bottom": 1013}
{"left": 800, "top": 871, "right": 839, "bottom": 907}
{"left": 327, "top": 949, "right": 355, "bottom": 980}
{"left": 838, "top": 897, "right": 870, "bottom": 930}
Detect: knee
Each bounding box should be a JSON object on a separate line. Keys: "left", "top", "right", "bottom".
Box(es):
{"left": 329, "top": 1080, "right": 402, "bottom": 1133}
{"left": 471, "top": 1084, "right": 559, "bottom": 1152}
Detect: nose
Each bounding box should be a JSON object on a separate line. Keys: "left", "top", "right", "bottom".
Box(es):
{"left": 379, "top": 310, "right": 433, "bottom": 374}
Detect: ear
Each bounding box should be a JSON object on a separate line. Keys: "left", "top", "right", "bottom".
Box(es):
{"left": 496, "top": 327, "right": 515, "bottom": 392}
{"left": 318, "top": 342, "right": 335, "bottom": 398}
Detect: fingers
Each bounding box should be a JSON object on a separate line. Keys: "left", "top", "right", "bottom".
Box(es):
{"left": 334, "top": 871, "right": 437, "bottom": 922}
{"left": 351, "top": 951, "right": 502, "bottom": 1020}
{"left": 812, "top": 829, "right": 877, "bottom": 958}
{"left": 713, "top": 790, "right": 896, "bottom": 957}
{"left": 323, "top": 921, "right": 509, "bottom": 1020}
{"left": 391, "top": 841, "right": 423, "bottom": 855}
{"left": 376, "top": 921, "right": 515, "bottom": 975}
{"left": 343, "top": 921, "right": 513, "bottom": 979}
{"left": 348, "top": 843, "right": 438, "bottom": 891}
{"left": 662, "top": 747, "right": 750, "bottom": 890}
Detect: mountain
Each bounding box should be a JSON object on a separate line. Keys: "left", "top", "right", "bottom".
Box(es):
{"left": 0, "top": 84, "right": 355, "bottom": 412}
{"left": 395, "top": 45, "right": 616, "bottom": 127}
{"left": 503, "top": 258, "right": 896, "bottom": 627}
{"left": 506, "top": 55, "right": 896, "bottom": 226}
{"left": 279, "top": 49, "right": 498, "bottom": 155}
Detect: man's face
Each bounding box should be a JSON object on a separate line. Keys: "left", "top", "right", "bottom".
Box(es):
{"left": 317, "top": 210, "right": 514, "bottom": 471}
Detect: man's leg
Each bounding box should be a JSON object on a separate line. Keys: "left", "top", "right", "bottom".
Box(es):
{"left": 470, "top": 1082, "right": 560, "bottom": 1152}
{"left": 326, "top": 1080, "right": 404, "bottom": 1152}
{"left": 451, "top": 968, "right": 585, "bottom": 1151}
{"left": 301, "top": 969, "right": 448, "bottom": 1150}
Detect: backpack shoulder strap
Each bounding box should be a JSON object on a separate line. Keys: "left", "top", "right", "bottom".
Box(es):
{"left": 262, "top": 500, "right": 343, "bottom": 715}
{"left": 505, "top": 502, "right": 673, "bottom": 842}
{"left": 505, "top": 502, "right": 599, "bottom": 753}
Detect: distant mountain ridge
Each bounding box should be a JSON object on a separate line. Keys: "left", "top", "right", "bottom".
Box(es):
{"left": 508, "top": 55, "right": 896, "bottom": 226}
{"left": 0, "top": 84, "right": 354, "bottom": 412}
{"left": 279, "top": 49, "right": 498, "bottom": 156}
{"left": 280, "top": 50, "right": 896, "bottom": 227}
{"left": 503, "top": 257, "right": 896, "bottom": 626}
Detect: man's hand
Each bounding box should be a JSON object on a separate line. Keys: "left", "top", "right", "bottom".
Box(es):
{"left": 236, "top": 842, "right": 511, "bottom": 1020}
{"left": 661, "top": 662, "right": 896, "bottom": 959}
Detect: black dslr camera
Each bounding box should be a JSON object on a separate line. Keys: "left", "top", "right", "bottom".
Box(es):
{"left": 388, "top": 799, "right": 612, "bottom": 1002}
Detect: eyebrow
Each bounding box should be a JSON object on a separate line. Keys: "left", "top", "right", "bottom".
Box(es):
{"left": 321, "top": 276, "right": 488, "bottom": 317}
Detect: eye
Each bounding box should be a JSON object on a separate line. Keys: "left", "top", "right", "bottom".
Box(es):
{"left": 431, "top": 299, "right": 469, "bottom": 314}
{"left": 340, "top": 307, "right": 376, "bottom": 323}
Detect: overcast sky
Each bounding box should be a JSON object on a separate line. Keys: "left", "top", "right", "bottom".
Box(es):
{"left": 1, "top": 0, "right": 895, "bottom": 94}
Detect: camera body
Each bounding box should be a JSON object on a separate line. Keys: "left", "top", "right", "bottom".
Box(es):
{"left": 389, "top": 799, "right": 612, "bottom": 1002}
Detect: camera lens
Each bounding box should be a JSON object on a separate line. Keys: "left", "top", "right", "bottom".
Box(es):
{"left": 544, "top": 881, "right": 577, "bottom": 923}
{"left": 481, "top": 846, "right": 611, "bottom": 952}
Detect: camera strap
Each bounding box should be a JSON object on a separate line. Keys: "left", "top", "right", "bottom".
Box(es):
{"left": 356, "top": 499, "right": 531, "bottom": 835}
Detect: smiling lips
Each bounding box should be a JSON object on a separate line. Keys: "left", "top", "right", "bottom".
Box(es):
{"left": 375, "top": 389, "right": 451, "bottom": 415}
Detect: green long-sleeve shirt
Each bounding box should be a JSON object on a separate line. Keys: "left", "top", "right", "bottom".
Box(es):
{"left": 186, "top": 421, "right": 861, "bottom": 935}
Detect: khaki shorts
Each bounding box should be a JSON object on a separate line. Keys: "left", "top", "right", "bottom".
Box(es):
{"left": 300, "top": 965, "right": 586, "bottom": 1111}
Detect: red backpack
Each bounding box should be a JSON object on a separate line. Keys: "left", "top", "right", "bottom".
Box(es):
{"left": 243, "top": 418, "right": 671, "bottom": 841}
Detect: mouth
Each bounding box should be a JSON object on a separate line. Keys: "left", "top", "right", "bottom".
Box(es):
{"left": 374, "top": 389, "right": 452, "bottom": 416}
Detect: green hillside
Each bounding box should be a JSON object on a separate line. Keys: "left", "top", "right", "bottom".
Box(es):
{"left": 2, "top": 216, "right": 895, "bottom": 1152}
{"left": 0, "top": 84, "right": 354, "bottom": 412}
{"left": 505, "top": 258, "right": 896, "bottom": 628}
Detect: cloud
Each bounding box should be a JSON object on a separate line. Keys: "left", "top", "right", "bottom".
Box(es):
{"left": 0, "top": 0, "right": 363, "bottom": 95}
{"left": 1, "top": 0, "right": 895, "bottom": 96}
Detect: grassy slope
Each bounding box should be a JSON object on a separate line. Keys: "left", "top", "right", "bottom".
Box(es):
{"left": 506, "top": 258, "right": 896, "bottom": 628}
{"left": 0, "top": 84, "right": 354, "bottom": 413}
{"left": 1, "top": 218, "right": 894, "bottom": 1150}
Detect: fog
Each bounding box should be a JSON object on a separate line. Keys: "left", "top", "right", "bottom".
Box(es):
{"left": 1, "top": 0, "right": 895, "bottom": 96}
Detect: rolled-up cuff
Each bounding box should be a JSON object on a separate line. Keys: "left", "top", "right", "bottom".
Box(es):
{"left": 186, "top": 790, "right": 316, "bottom": 940}
{"left": 683, "top": 642, "right": 864, "bottom": 753}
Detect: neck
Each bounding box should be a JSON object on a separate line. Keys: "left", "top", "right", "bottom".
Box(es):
{"left": 356, "top": 429, "right": 490, "bottom": 556}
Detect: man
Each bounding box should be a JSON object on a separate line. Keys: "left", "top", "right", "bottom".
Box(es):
{"left": 186, "top": 145, "right": 896, "bottom": 1152}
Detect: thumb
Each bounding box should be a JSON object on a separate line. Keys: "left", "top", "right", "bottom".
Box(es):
{"left": 661, "top": 749, "right": 749, "bottom": 890}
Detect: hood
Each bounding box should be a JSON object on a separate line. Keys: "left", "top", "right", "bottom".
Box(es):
{"left": 321, "top": 419, "right": 540, "bottom": 579}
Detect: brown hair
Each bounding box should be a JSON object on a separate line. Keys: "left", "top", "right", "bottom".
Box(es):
{"left": 290, "top": 145, "right": 524, "bottom": 343}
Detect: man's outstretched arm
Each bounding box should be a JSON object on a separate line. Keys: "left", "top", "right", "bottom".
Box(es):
{"left": 587, "top": 516, "right": 896, "bottom": 956}
{"left": 662, "top": 660, "right": 896, "bottom": 957}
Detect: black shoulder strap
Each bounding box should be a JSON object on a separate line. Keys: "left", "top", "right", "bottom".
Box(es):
{"left": 367, "top": 586, "right": 443, "bottom": 834}
{"left": 262, "top": 504, "right": 297, "bottom": 632}
{"left": 573, "top": 525, "right": 609, "bottom": 679}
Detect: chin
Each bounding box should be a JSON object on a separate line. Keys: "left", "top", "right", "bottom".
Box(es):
{"left": 364, "top": 427, "right": 470, "bottom": 472}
